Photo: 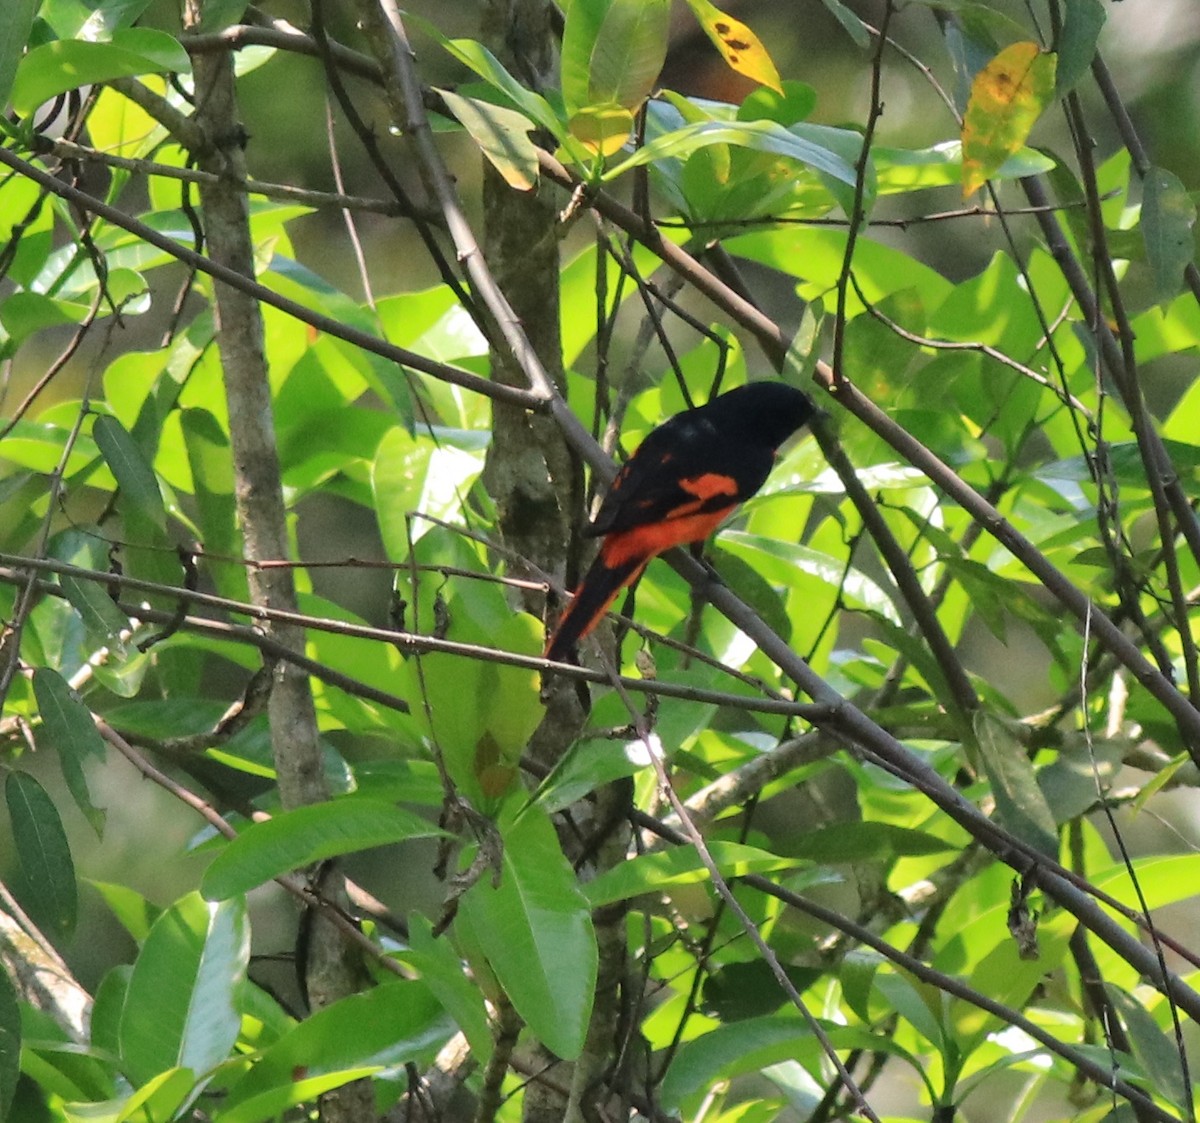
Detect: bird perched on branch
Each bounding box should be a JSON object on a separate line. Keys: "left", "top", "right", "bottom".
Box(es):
{"left": 544, "top": 381, "right": 815, "bottom": 662}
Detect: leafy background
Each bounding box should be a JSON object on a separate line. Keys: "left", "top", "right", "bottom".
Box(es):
{"left": 2, "top": 0, "right": 1200, "bottom": 1121}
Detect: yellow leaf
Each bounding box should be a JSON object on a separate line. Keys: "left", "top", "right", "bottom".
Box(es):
{"left": 686, "top": 0, "right": 782, "bottom": 94}
{"left": 568, "top": 104, "right": 636, "bottom": 156}
{"left": 961, "top": 42, "right": 1056, "bottom": 198}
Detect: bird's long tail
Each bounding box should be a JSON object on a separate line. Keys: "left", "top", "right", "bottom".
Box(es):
{"left": 544, "top": 549, "right": 649, "bottom": 662}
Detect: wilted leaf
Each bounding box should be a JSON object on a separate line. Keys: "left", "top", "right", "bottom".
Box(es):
{"left": 961, "top": 42, "right": 1056, "bottom": 197}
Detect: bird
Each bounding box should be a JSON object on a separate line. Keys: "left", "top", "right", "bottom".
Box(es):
{"left": 544, "top": 381, "right": 815, "bottom": 662}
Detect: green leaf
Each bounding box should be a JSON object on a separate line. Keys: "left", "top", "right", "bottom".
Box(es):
{"left": 32, "top": 668, "right": 108, "bottom": 836}
{"left": 585, "top": 841, "right": 795, "bottom": 908}
{"left": 201, "top": 798, "right": 444, "bottom": 900}
{"left": 817, "top": 0, "right": 870, "bottom": 48}
{"left": 661, "top": 1018, "right": 813, "bottom": 1110}
{"left": 438, "top": 88, "right": 539, "bottom": 189}
{"left": 90, "top": 880, "right": 162, "bottom": 942}
{"left": 371, "top": 427, "right": 486, "bottom": 562}
{"left": 458, "top": 804, "right": 597, "bottom": 1059}
{"left": 92, "top": 414, "right": 167, "bottom": 533}
{"left": 59, "top": 573, "right": 131, "bottom": 658}
{"left": 180, "top": 409, "right": 241, "bottom": 600}
{"left": 606, "top": 118, "right": 859, "bottom": 187}
{"left": 0, "top": 0, "right": 39, "bottom": 110}
{"left": 221, "top": 981, "right": 450, "bottom": 1108}
{"left": 0, "top": 964, "right": 20, "bottom": 1122}
{"left": 11, "top": 28, "right": 191, "bottom": 115}
{"left": 561, "top": 0, "right": 670, "bottom": 115}
{"left": 6, "top": 771, "right": 76, "bottom": 939}
{"left": 118, "top": 892, "right": 249, "bottom": 1085}
{"left": 961, "top": 43, "right": 1056, "bottom": 196}
{"left": 974, "top": 711, "right": 1059, "bottom": 860}
{"left": 791, "top": 822, "right": 956, "bottom": 863}
{"left": 1055, "top": 0, "right": 1106, "bottom": 95}
{"left": 399, "top": 913, "right": 493, "bottom": 1064}
{"left": 114, "top": 1066, "right": 195, "bottom": 1123}
{"left": 1142, "top": 166, "right": 1197, "bottom": 305}
{"left": 1105, "top": 985, "right": 1189, "bottom": 1108}
{"left": 214, "top": 1068, "right": 385, "bottom": 1123}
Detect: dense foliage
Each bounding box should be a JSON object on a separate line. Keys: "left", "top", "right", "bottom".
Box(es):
{"left": 1, "top": 0, "right": 1199, "bottom": 1121}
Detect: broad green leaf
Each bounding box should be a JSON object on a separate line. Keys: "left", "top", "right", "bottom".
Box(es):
{"left": 221, "top": 981, "right": 450, "bottom": 1106}
{"left": 661, "top": 1018, "right": 812, "bottom": 1110}
{"left": 480, "top": 613, "right": 545, "bottom": 761}
{"left": 0, "top": 965, "right": 19, "bottom": 1121}
{"left": 90, "top": 881, "right": 161, "bottom": 942}
{"left": 606, "top": 118, "right": 859, "bottom": 188}
{"left": 561, "top": 0, "right": 670, "bottom": 115}
{"left": 0, "top": 292, "right": 91, "bottom": 347}
{"left": 32, "top": 668, "right": 108, "bottom": 836}
{"left": 0, "top": 0, "right": 39, "bottom": 109}
{"left": 59, "top": 573, "right": 131, "bottom": 658}
{"left": 791, "top": 822, "right": 956, "bottom": 863}
{"left": 180, "top": 409, "right": 242, "bottom": 601}
{"left": 438, "top": 88, "right": 539, "bottom": 189}
{"left": 952, "top": 911, "right": 1073, "bottom": 1050}
{"left": 371, "top": 427, "right": 486, "bottom": 562}
{"left": 527, "top": 737, "right": 646, "bottom": 813}
{"left": 683, "top": 0, "right": 782, "bottom": 93}
{"left": 1105, "top": 985, "right": 1189, "bottom": 1108}
{"left": 11, "top": 28, "right": 191, "bottom": 115}
{"left": 119, "top": 892, "right": 249, "bottom": 1085}
{"left": 1056, "top": 0, "right": 1105, "bottom": 94}
{"left": 1142, "top": 166, "right": 1197, "bottom": 305}
{"left": 974, "top": 711, "right": 1059, "bottom": 860}
{"left": 585, "top": 841, "right": 795, "bottom": 908}
{"left": 201, "top": 799, "right": 444, "bottom": 900}
{"left": 214, "top": 1068, "right": 384, "bottom": 1123}
{"left": 961, "top": 43, "right": 1056, "bottom": 196}
{"left": 399, "top": 913, "right": 493, "bottom": 1064}
{"left": 113, "top": 1066, "right": 195, "bottom": 1123}
{"left": 458, "top": 804, "right": 597, "bottom": 1059}
{"left": 93, "top": 415, "right": 168, "bottom": 533}
{"left": 6, "top": 771, "right": 76, "bottom": 939}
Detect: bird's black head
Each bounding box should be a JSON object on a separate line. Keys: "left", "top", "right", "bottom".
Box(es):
{"left": 705, "top": 382, "right": 816, "bottom": 450}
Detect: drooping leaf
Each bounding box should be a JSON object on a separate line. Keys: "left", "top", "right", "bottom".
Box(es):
{"left": 118, "top": 892, "right": 250, "bottom": 1086}
{"left": 6, "top": 771, "right": 77, "bottom": 939}
{"left": 974, "top": 711, "right": 1059, "bottom": 860}
{"left": 683, "top": 0, "right": 782, "bottom": 93}
{"left": 458, "top": 804, "right": 597, "bottom": 1059}
{"left": 1142, "top": 166, "right": 1197, "bottom": 305}
{"left": 11, "top": 29, "right": 191, "bottom": 116}
{"left": 1055, "top": 0, "right": 1106, "bottom": 95}
{"left": 438, "top": 88, "right": 539, "bottom": 189}
{"left": 0, "top": 0, "right": 39, "bottom": 110}
{"left": 32, "top": 668, "right": 108, "bottom": 836}
{"left": 200, "top": 799, "right": 444, "bottom": 900}
{"left": 961, "top": 42, "right": 1056, "bottom": 197}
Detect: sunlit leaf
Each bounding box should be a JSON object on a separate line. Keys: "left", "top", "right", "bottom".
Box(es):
{"left": 568, "top": 104, "right": 636, "bottom": 156}
{"left": 561, "top": 0, "right": 670, "bottom": 114}
{"left": 683, "top": 0, "right": 782, "bottom": 93}
{"left": 119, "top": 893, "right": 249, "bottom": 1085}
{"left": 11, "top": 28, "right": 190, "bottom": 115}
{"left": 438, "top": 88, "right": 539, "bottom": 189}
{"left": 961, "top": 42, "right": 1056, "bottom": 197}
